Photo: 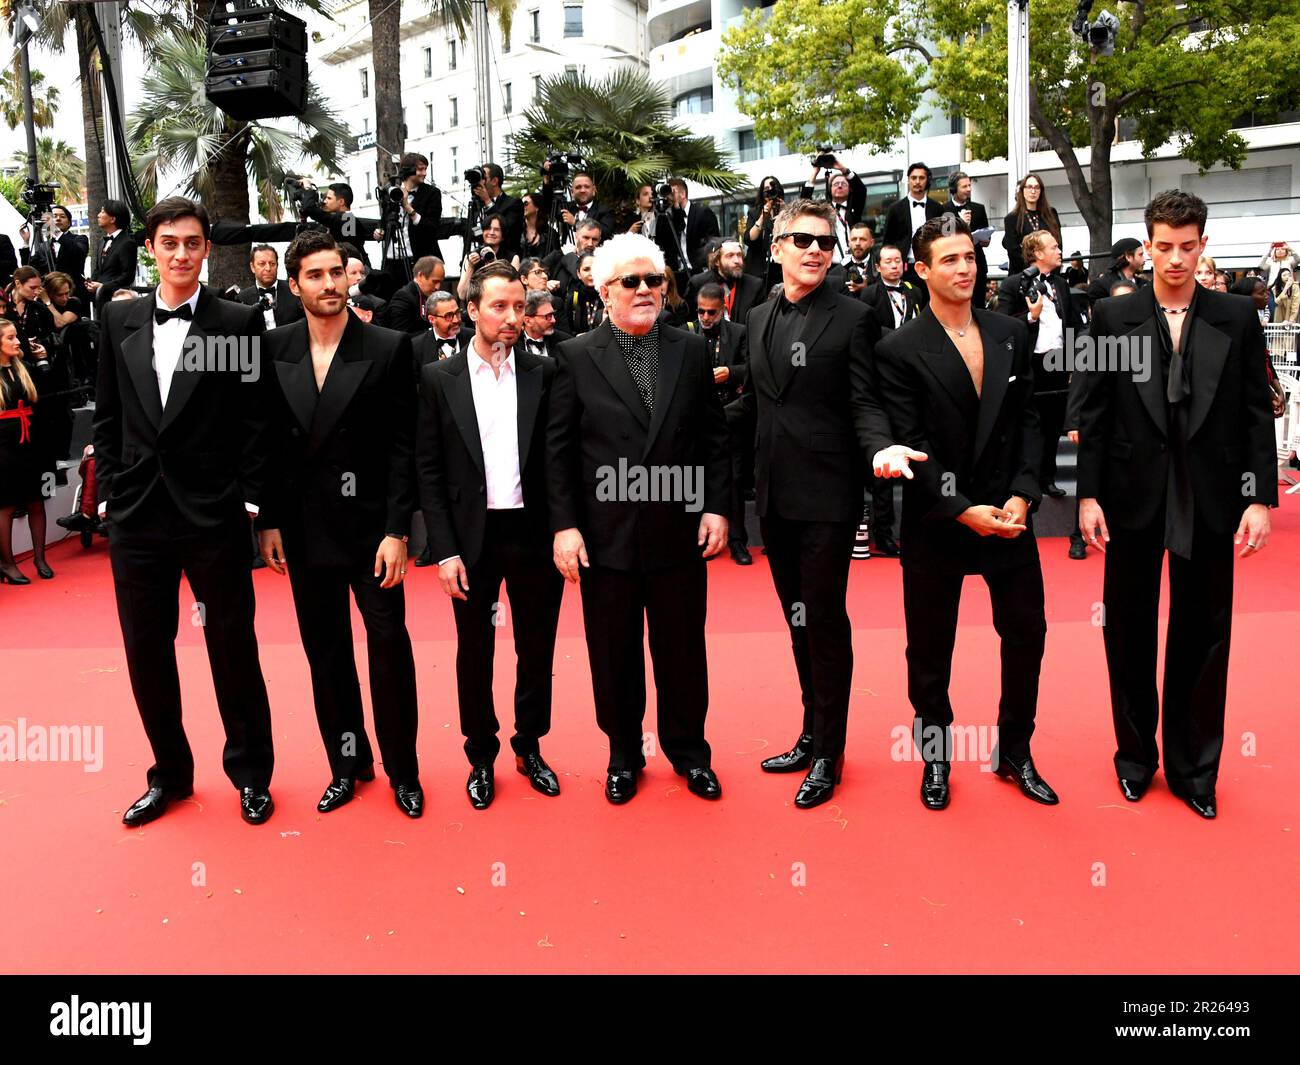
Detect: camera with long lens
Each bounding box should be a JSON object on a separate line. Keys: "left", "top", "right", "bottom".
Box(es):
{"left": 22, "top": 179, "right": 59, "bottom": 223}
{"left": 281, "top": 174, "right": 312, "bottom": 216}
{"left": 653, "top": 182, "right": 675, "bottom": 215}
{"left": 762, "top": 184, "right": 783, "bottom": 201}
{"left": 464, "top": 166, "right": 485, "bottom": 189}
{"left": 844, "top": 262, "right": 867, "bottom": 286}
{"left": 542, "top": 150, "right": 587, "bottom": 184}
{"left": 810, "top": 148, "right": 842, "bottom": 169}
{"left": 1018, "top": 265, "right": 1050, "bottom": 301}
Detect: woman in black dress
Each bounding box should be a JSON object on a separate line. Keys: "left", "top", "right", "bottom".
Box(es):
{"left": 1002, "top": 173, "right": 1062, "bottom": 275}
{"left": 517, "top": 192, "right": 561, "bottom": 263}
{"left": 743, "top": 175, "right": 786, "bottom": 289}
{"left": 0, "top": 318, "right": 52, "bottom": 583}
{"left": 559, "top": 252, "right": 604, "bottom": 335}
{"left": 6, "top": 267, "right": 72, "bottom": 498}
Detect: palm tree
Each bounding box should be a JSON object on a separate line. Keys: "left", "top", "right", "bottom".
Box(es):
{"left": 12, "top": 136, "right": 84, "bottom": 198}
{"left": 127, "top": 30, "right": 351, "bottom": 290}
{"left": 0, "top": 67, "right": 59, "bottom": 129}
{"left": 509, "top": 69, "right": 744, "bottom": 215}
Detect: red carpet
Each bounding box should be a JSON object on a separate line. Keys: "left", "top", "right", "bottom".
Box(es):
{"left": 3, "top": 500, "right": 1298, "bottom": 974}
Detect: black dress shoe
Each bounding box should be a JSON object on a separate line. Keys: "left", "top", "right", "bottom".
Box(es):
{"left": 317, "top": 777, "right": 357, "bottom": 813}
{"left": 921, "top": 761, "right": 951, "bottom": 810}
{"left": 994, "top": 754, "right": 1059, "bottom": 804}
{"left": 395, "top": 782, "right": 424, "bottom": 818}
{"left": 1068, "top": 535, "right": 1087, "bottom": 560}
{"left": 794, "top": 756, "right": 843, "bottom": 809}
{"left": 122, "top": 785, "right": 193, "bottom": 827}
{"left": 34, "top": 559, "right": 53, "bottom": 579}
{"left": 56, "top": 512, "right": 92, "bottom": 532}
{"left": 516, "top": 752, "right": 560, "bottom": 796}
{"left": 729, "top": 541, "right": 753, "bottom": 566}
{"left": 873, "top": 535, "right": 901, "bottom": 558}
{"left": 466, "top": 765, "right": 495, "bottom": 809}
{"left": 1044, "top": 483, "right": 1067, "bottom": 498}
{"left": 677, "top": 766, "right": 721, "bottom": 799}
{"left": 605, "top": 768, "right": 640, "bottom": 805}
{"left": 240, "top": 787, "right": 274, "bottom": 824}
{"left": 1118, "top": 777, "right": 1148, "bottom": 802}
{"left": 1182, "top": 793, "right": 1217, "bottom": 819}
{"left": 760, "top": 733, "right": 814, "bottom": 773}
{"left": 413, "top": 545, "right": 434, "bottom": 568}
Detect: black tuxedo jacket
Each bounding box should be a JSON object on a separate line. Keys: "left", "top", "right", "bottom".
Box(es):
{"left": 91, "top": 286, "right": 272, "bottom": 528}
{"left": 685, "top": 269, "right": 764, "bottom": 325}
{"left": 881, "top": 196, "right": 944, "bottom": 256}
{"left": 26, "top": 231, "right": 89, "bottom": 281}
{"left": 416, "top": 348, "right": 554, "bottom": 568}
{"left": 997, "top": 269, "right": 1085, "bottom": 395}
{"left": 874, "top": 308, "right": 1043, "bottom": 575}
{"left": 94, "top": 231, "right": 138, "bottom": 305}
{"left": 256, "top": 314, "right": 416, "bottom": 567}
{"left": 861, "top": 280, "right": 921, "bottom": 330}
{"left": 675, "top": 202, "right": 721, "bottom": 273}
{"left": 1075, "top": 285, "right": 1278, "bottom": 535}
{"left": 546, "top": 321, "right": 731, "bottom": 571}
{"left": 0, "top": 234, "right": 16, "bottom": 287}
{"left": 407, "top": 182, "right": 444, "bottom": 260}
{"left": 685, "top": 319, "right": 748, "bottom": 404}
{"left": 569, "top": 199, "right": 618, "bottom": 242}
{"left": 482, "top": 193, "right": 524, "bottom": 259}
{"left": 515, "top": 327, "right": 573, "bottom": 360}
{"left": 413, "top": 326, "right": 475, "bottom": 382}
{"left": 238, "top": 279, "right": 304, "bottom": 327}
{"left": 740, "top": 281, "right": 889, "bottom": 523}
{"left": 382, "top": 280, "right": 432, "bottom": 335}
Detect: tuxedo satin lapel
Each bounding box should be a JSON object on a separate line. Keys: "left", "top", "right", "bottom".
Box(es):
{"left": 446, "top": 361, "right": 485, "bottom": 473}
{"left": 1126, "top": 316, "right": 1167, "bottom": 438}
{"left": 915, "top": 312, "right": 978, "bottom": 416}
{"left": 275, "top": 334, "right": 316, "bottom": 435}
{"left": 1186, "top": 315, "right": 1230, "bottom": 441}
{"left": 308, "top": 315, "right": 371, "bottom": 453}
{"left": 121, "top": 299, "right": 162, "bottom": 430}
{"left": 972, "top": 312, "right": 1014, "bottom": 465}
{"left": 590, "top": 324, "right": 650, "bottom": 429}
{"left": 515, "top": 356, "right": 542, "bottom": 472}
{"left": 643, "top": 330, "right": 684, "bottom": 456}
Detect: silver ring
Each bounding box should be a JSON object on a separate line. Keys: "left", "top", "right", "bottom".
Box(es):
{"left": 1247, "top": 543, "right": 1257, "bottom": 549}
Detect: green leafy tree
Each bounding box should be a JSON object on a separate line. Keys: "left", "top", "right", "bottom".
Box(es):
{"left": 13, "top": 136, "right": 85, "bottom": 199}
{"left": 0, "top": 66, "right": 59, "bottom": 129}
{"left": 719, "top": 0, "right": 1300, "bottom": 265}
{"left": 508, "top": 69, "right": 744, "bottom": 217}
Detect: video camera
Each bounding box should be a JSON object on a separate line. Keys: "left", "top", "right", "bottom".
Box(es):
{"left": 542, "top": 150, "right": 587, "bottom": 184}
{"left": 810, "top": 148, "right": 843, "bottom": 169}
{"left": 22, "top": 179, "right": 59, "bottom": 222}
{"left": 654, "top": 182, "right": 676, "bottom": 215}
{"left": 1018, "top": 265, "right": 1051, "bottom": 302}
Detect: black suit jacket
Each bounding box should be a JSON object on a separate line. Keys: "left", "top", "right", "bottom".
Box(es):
{"left": 0, "top": 234, "right": 17, "bottom": 287}
{"left": 1075, "top": 285, "right": 1278, "bottom": 535}
{"left": 25, "top": 231, "right": 89, "bottom": 282}
{"left": 676, "top": 202, "right": 721, "bottom": 273}
{"left": 94, "top": 231, "right": 138, "bottom": 306}
{"left": 799, "top": 173, "right": 867, "bottom": 226}
{"left": 413, "top": 326, "right": 475, "bottom": 383}
{"left": 515, "top": 327, "right": 573, "bottom": 360}
{"left": 238, "top": 280, "right": 304, "bottom": 327}
{"left": 416, "top": 348, "right": 554, "bottom": 568}
{"left": 407, "top": 182, "right": 444, "bottom": 260}
{"left": 874, "top": 308, "right": 1043, "bottom": 575}
{"left": 382, "top": 280, "right": 433, "bottom": 335}
{"left": 546, "top": 321, "right": 731, "bottom": 571}
{"left": 881, "top": 196, "right": 944, "bottom": 256}
{"left": 944, "top": 199, "right": 990, "bottom": 279}
{"left": 91, "top": 286, "right": 272, "bottom": 528}
{"left": 740, "top": 281, "right": 888, "bottom": 523}
{"left": 256, "top": 314, "right": 415, "bottom": 567}
{"left": 861, "top": 280, "right": 921, "bottom": 330}
{"left": 686, "top": 319, "right": 748, "bottom": 405}
{"left": 569, "top": 199, "right": 618, "bottom": 242}
{"left": 997, "top": 269, "right": 1085, "bottom": 396}
{"left": 685, "top": 270, "right": 764, "bottom": 325}
{"left": 301, "top": 189, "right": 381, "bottom": 267}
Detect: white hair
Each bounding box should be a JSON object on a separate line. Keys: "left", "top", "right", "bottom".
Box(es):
{"left": 591, "top": 233, "right": 666, "bottom": 290}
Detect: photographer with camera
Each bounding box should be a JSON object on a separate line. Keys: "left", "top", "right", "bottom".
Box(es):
{"left": 377, "top": 153, "right": 443, "bottom": 284}
{"left": 663, "top": 178, "right": 719, "bottom": 276}
{"left": 743, "top": 176, "right": 786, "bottom": 289}
{"left": 21, "top": 205, "right": 89, "bottom": 301}
{"left": 238, "top": 245, "right": 304, "bottom": 329}
{"left": 548, "top": 167, "right": 617, "bottom": 243}
{"left": 468, "top": 163, "right": 523, "bottom": 261}
{"left": 997, "top": 229, "right": 1084, "bottom": 498}
{"left": 800, "top": 153, "right": 866, "bottom": 265}
{"left": 840, "top": 222, "right": 878, "bottom": 295}
{"left": 456, "top": 216, "right": 508, "bottom": 303}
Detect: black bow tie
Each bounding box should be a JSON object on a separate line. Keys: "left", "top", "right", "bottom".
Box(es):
{"left": 154, "top": 303, "right": 194, "bottom": 326}
{"left": 259, "top": 287, "right": 275, "bottom": 297}
{"left": 884, "top": 285, "right": 901, "bottom": 292}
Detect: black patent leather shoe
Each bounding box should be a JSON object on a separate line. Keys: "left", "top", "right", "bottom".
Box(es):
{"left": 56, "top": 512, "right": 92, "bottom": 532}
{"left": 761, "top": 733, "right": 814, "bottom": 773}
{"left": 122, "top": 785, "right": 193, "bottom": 827}
{"left": 1068, "top": 535, "right": 1087, "bottom": 561}
{"left": 1182, "top": 793, "right": 1217, "bottom": 819}
{"left": 873, "top": 535, "right": 901, "bottom": 558}
{"left": 994, "top": 754, "right": 1059, "bottom": 804}
{"left": 729, "top": 541, "right": 753, "bottom": 566}
{"left": 516, "top": 752, "right": 560, "bottom": 796}
{"left": 466, "top": 765, "right": 495, "bottom": 809}
{"left": 921, "top": 761, "right": 951, "bottom": 810}
{"left": 317, "top": 777, "right": 357, "bottom": 813}
{"left": 605, "top": 768, "right": 640, "bottom": 805}
{"left": 678, "top": 766, "right": 721, "bottom": 800}
{"left": 1044, "top": 483, "right": 1067, "bottom": 498}
{"left": 395, "top": 782, "right": 424, "bottom": 818}
{"left": 240, "top": 787, "right": 274, "bottom": 824}
{"left": 794, "top": 757, "right": 843, "bottom": 808}
{"left": 1118, "top": 777, "right": 1148, "bottom": 802}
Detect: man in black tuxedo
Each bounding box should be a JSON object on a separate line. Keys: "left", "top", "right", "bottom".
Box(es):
{"left": 92, "top": 196, "right": 276, "bottom": 826}
{"left": 688, "top": 282, "right": 751, "bottom": 565}
{"left": 413, "top": 291, "right": 474, "bottom": 378}
{"left": 238, "top": 244, "right": 304, "bottom": 329}
{"left": 685, "top": 240, "right": 764, "bottom": 325}
{"left": 385, "top": 152, "right": 443, "bottom": 275}
{"left": 839, "top": 222, "right": 878, "bottom": 297}
{"left": 880, "top": 163, "right": 943, "bottom": 290}
{"left": 516, "top": 289, "right": 572, "bottom": 358}
{"left": 548, "top": 232, "right": 731, "bottom": 804}
{"left": 799, "top": 155, "right": 866, "bottom": 265}
{"left": 24, "top": 205, "right": 90, "bottom": 299}
{"left": 87, "top": 198, "right": 137, "bottom": 309}
{"left": 1077, "top": 190, "right": 1276, "bottom": 819}
{"left": 381, "top": 256, "right": 444, "bottom": 335}
{"left": 472, "top": 163, "right": 524, "bottom": 260}
{"left": 663, "top": 177, "right": 720, "bottom": 276}
{"left": 555, "top": 170, "right": 618, "bottom": 242}
{"left": 741, "top": 199, "right": 888, "bottom": 808}
{"left": 942, "top": 172, "right": 991, "bottom": 309}
{"left": 998, "top": 230, "right": 1087, "bottom": 497}
{"left": 255, "top": 229, "right": 422, "bottom": 818}
{"left": 874, "top": 214, "right": 1058, "bottom": 811}
{"left": 416, "top": 261, "right": 565, "bottom": 809}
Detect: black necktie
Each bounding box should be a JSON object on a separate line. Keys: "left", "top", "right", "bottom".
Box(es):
{"left": 154, "top": 303, "right": 194, "bottom": 326}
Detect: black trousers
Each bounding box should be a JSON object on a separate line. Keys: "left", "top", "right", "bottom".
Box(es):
{"left": 724, "top": 397, "right": 752, "bottom": 544}
{"left": 870, "top": 477, "right": 895, "bottom": 542}
{"left": 901, "top": 555, "right": 1046, "bottom": 763}
{"left": 108, "top": 490, "right": 273, "bottom": 791}
{"left": 578, "top": 559, "right": 712, "bottom": 772}
{"left": 1102, "top": 515, "right": 1234, "bottom": 797}
{"left": 451, "top": 510, "right": 563, "bottom": 766}
{"left": 286, "top": 558, "right": 419, "bottom": 786}
{"left": 761, "top": 515, "right": 857, "bottom": 759}
{"left": 1035, "top": 391, "right": 1068, "bottom": 486}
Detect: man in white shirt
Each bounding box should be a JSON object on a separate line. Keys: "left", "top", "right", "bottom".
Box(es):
{"left": 415, "top": 260, "right": 565, "bottom": 810}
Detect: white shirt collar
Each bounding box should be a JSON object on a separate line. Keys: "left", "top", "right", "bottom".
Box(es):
{"left": 156, "top": 287, "right": 201, "bottom": 314}
{"left": 473, "top": 349, "right": 515, "bottom": 377}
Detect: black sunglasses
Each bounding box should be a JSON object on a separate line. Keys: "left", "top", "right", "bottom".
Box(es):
{"left": 614, "top": 273, "right": 666, "bottom": 290}
{"left": 780, "top": 232, "right": 837, "bottom": 252}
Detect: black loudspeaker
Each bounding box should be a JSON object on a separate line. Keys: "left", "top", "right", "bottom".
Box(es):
{"left": 205, "top": 6, "right": 308, "bottom": 120}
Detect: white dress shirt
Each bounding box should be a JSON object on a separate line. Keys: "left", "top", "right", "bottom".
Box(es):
{"left": 153, "top": 287, "right": 202, "bottom": 408}
{"left": 907, "top": 199, "right": 929, "bottom": 261}
{"left": 1031, "top": 275, "right": 1063, "bottom": 354}
{"left": 255, "top": 284, "right": 278, "bottom": 331}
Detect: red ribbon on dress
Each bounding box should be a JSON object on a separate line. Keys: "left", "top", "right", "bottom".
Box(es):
{"left": 0, "top": 400, "right": 33, "bottom": 443}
